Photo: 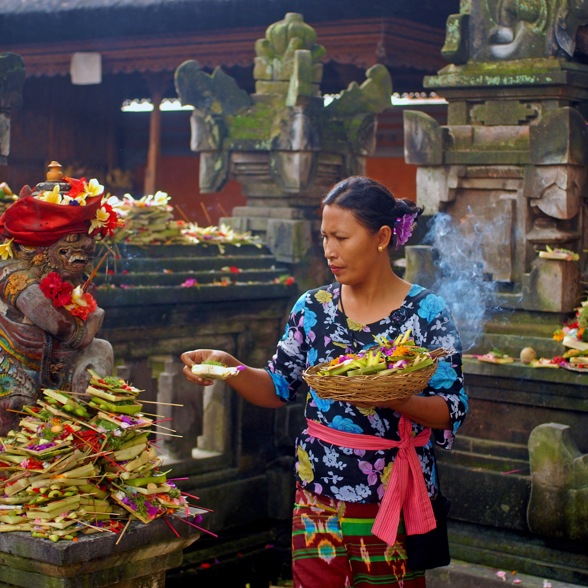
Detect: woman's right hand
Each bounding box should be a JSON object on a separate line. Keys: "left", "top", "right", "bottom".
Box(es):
{"left": 181, "top": 349, "right": 236, "bottom": 386}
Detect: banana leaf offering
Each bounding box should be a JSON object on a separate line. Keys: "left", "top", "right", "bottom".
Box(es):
{"left": 318, "top": 330, "right": 438, "bottom": 378}
{"left": 0, "top": 371, "right": 205, "bottom": 541}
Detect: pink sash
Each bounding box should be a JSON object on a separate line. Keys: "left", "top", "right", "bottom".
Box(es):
{"left": 306, "top": 416, "right": 436, "bottom": 545}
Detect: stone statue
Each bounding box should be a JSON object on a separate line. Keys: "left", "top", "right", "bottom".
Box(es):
{"left": 0, "top": 162, "right": 119, "bottom": 435}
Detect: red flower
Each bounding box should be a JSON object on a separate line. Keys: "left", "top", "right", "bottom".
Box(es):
{"left": 88, "top": 201, "right": 123, "bottom": 239}
{"left": 39, "top": 272, "right": 97, "bottom": 321}
{"left": 64, "top": 176, "right": 87, "bottom": 199}
{"left": 39, "top": 272, "right": 73, "bottom": 308}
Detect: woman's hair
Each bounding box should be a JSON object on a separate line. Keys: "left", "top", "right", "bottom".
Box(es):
{"left": 322, "top": 176, "right": 424, "bottom": 248}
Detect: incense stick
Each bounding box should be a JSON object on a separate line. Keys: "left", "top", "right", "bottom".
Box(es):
{"left": 175, "top": 205, "right": 190, "bottom": 223}
{"left": 151, "top": 423, "right": 177, "bottom": 433}
{"left": 174, "top": 515, "right": 218, "bottom": 538}
{"left": 76, "top": 520, "right": 111, "bottom": 533}
{"left": 53, "top": 391, "right": 183, "bottom": 408}
{"left": 200, "top": 201, "right": 213, "bottom": 226}
{"left": 163, "top": 516, "right": 181, "bottom": 538}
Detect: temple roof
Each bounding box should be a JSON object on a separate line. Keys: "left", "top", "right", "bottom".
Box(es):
{"left": 0, "top": 0, "right": 457, "bottom": 44}
{"left": 0, "top": 1, "right": 456, "bottom": 82}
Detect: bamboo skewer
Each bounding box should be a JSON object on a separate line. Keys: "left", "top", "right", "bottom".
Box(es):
{"left": 140, "top": 400, "right": 184, "bottom": 407}
{"left": 116, "top": 517, "right": 132, "bottom": 545}
{"left": 54, "top": 390, "right": 183, "bottom": 408}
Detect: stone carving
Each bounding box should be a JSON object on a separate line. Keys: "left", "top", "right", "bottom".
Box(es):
{"left": 175, "top": 12, "right": 392, "bottom": 197}
{"left": 441, "top": 0, "right": 588, "bottom": 63}
{"left": 528, "top": 422, "right": 588, "bottom": 541}
{"left": 0, "top": 163, "right": 119, "bottom": 435}
{"left": 404, "top": 1, "right": 588, "bottom": 314}
{"left": 175, "top": 12, "right": 391, "bottom": 285}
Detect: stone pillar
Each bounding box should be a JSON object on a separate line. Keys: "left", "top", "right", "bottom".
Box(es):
{"left": 158, "top": 357, "right": 204, "bottom": 461}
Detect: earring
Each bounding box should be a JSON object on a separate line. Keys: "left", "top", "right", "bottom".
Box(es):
{"left": 378, "top": 245, "right": 383, "bottom": 252}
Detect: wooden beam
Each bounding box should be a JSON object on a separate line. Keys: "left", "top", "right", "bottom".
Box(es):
{"left": 1, "top": 17, "right": 445, "bottom": 79}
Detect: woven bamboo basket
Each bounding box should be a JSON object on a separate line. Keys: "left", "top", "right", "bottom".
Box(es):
{"left": 302, "top": 348, "right": 448, "bottom": 403}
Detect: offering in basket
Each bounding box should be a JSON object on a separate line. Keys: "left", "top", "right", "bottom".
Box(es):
{"left": 302, "top": 330, "right": 449, "bottom": 403}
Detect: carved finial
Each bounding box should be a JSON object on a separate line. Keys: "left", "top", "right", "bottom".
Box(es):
{"left": 46, "top": 161, "right": 63, "bottom": 181}
{"left": 253, "top": 12, "right": 325, "bottom": 87}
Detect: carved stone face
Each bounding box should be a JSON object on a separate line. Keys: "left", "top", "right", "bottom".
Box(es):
{"left": 486, "top": 0, "right": 550, "bottom": 60}
{"left": 46, "top": 232, "right": 96, "bottom": 283}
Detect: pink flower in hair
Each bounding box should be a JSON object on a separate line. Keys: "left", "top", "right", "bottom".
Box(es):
{"left": 394, "top": 213, "right": 417, "bottom": 248}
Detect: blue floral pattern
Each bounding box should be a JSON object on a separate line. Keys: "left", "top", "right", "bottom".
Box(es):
{"left": 266, "top": 282, "right": 468, "bottom": 503}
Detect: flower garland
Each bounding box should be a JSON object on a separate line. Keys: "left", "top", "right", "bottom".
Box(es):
{"left": 39, "top": 272, "right": 97, "bottom": 321}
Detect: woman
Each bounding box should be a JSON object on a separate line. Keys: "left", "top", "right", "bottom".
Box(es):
{"left": 181, "top": 176, "right": 468, "bottom": 587}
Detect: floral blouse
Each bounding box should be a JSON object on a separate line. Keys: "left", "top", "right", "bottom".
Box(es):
{"left": 265, "top": 282, "right": 468, "bottom": 504}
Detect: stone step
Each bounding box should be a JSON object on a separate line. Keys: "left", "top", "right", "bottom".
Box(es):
{"left": 104, "top": 253, "right": 283, "bottom": 274}
{"left": 445, "top": 521, "right": 588, "bottom": 585}
{"left": 95, "top": 267, "right": 289, "bottom": 287}
{"left": 428, "top": 560, "right": 586, "bottom": 588}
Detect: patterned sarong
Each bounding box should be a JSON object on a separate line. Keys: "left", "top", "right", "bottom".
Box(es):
{"left": 292, "top": 486, "right": 427, "bottom": 588}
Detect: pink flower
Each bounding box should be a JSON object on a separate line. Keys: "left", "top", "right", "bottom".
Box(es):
{"left": 394, "top": 213, "right": 418, "bottom": 248}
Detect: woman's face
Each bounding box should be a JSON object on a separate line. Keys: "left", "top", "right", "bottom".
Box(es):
{"left": 321, "top": 204, "right": 379, "bottom": 285}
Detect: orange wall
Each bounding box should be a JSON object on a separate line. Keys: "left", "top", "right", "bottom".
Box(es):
{"left": 136, "top": 156, "right": 247, "bottom": 227}
{"left": 366, "top": 157, "right": 417, "bottom": 203}
{"left": 141, "top": 155, "right": 418, "bottom": 226}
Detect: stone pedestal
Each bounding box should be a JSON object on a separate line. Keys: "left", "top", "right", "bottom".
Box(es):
{"left": 0, "top": 515, "right": 202, "bottom": 588}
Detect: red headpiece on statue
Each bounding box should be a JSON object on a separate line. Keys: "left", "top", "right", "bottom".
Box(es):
{"left": 0, "top": 163, "right": 120, "bottom": 248}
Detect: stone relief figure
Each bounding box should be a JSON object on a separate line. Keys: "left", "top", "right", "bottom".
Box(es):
{"left": 0, "top": 163, "right": 120, "bottom": 435}
{"left": 443, "top": 0, "right": 588, "bottom": 63}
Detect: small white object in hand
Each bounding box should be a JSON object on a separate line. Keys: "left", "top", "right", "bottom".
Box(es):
{"left": 191, "top": 363, "right": 244, "bottom": 380}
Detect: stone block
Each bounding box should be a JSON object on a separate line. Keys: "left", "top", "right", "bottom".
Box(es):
{"left": 530, "top": 107, "right": 588, "bottom": 166}
{"left": 522, "top": 258, "right": 580, "bottom": 313}
{"left": 404, "top": 245, "right": 439, "bottom": 290}
{"left": 265, "top": 218, "right": 312, "bottom": 263}
{"left": 403, "top": 110, "right": 443, "bottom": 165}
{"left": 528, "top": 423, "right": 588, "bottom": 541}
{"left": 0, "top": 515, "right": 201, "bottom": 587}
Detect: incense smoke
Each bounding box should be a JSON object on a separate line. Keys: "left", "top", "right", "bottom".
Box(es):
{"left": 423, "top": 211, "right": 499, "bottom": 352}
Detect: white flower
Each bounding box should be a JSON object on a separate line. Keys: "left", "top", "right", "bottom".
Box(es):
{"left": 84, "top": 178, "right": 104, "bottom": 197}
